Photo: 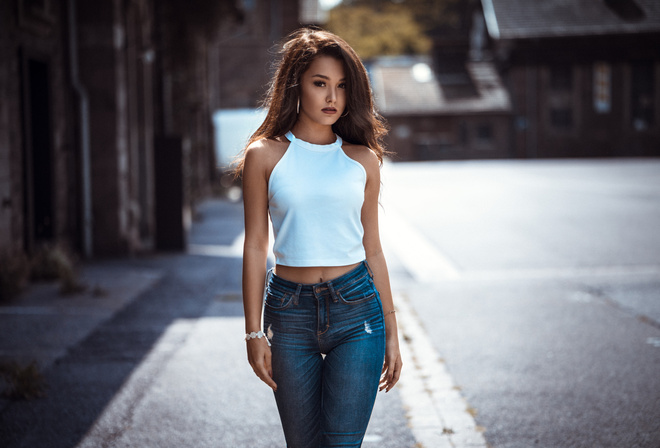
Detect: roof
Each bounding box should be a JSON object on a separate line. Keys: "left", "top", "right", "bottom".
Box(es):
{"left": 369, "top": 56, "right": 510, "bottom": 116}
{"left": 481, "top": 0, "right": 660, "bottom": 39}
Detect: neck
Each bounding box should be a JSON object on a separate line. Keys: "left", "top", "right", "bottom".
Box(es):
{"left": 290, "top": 120, "right": 335, "bottom": 145}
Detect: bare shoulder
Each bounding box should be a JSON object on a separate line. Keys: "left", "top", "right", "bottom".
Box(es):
{"left": 342, "top": 142, "right": 380, "bottom": 175}
{"left": 245, "top": 137, "right": 289, "bottom": 173}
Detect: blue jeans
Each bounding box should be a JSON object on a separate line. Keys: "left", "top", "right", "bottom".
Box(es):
{"left": 264, "top": 261, "right": 386, "bottom": 448}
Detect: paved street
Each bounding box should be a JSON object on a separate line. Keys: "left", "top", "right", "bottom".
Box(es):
{"left": 0, "top": 200, "right": 416, "bottom": 448}
{"left": 1, "top": 159, "right": 659, "bottom": 447}
{"left": 381, "top": 159, "right": 660, "bottom": 447}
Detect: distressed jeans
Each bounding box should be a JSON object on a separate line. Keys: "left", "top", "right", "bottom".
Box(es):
{"left": 264, "top": 261, "right": 386, "bottom": 448}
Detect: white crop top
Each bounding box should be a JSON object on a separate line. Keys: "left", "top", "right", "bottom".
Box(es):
{"left": 268, "top": 131, "right": 367, "bottom": 267}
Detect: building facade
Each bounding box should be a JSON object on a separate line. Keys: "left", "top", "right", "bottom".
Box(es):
{"left": 0, "top": 0, "right": 75, "bottom": 257}
{"left": 0, "top": 0, "right": 301, "bottom": 260}
{"left": 370, "top": 56, "right": 511, "bottom": 161}
{"left": 480, "top": 0, "right": 660, "bottom": 158}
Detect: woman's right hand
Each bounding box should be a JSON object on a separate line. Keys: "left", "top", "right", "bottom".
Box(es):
{"left": 246, "top": 337, "right": 277, "bottom": 391}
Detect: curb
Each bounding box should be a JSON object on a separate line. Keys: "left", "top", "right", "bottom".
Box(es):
{"left": 396, "top": 293, "right": 488, "bottom": 448}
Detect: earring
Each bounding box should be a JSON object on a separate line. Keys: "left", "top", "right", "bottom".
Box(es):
{"left": 296, "top": 98, "right": 300, "bottom": 114}
{"left": 341, "top": 109, "right": 349, "bottom": 118}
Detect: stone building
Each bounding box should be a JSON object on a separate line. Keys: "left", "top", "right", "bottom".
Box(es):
{"left": 0, "top": 0, "right": 74, "bottom": 258}
{"left": 0, "top": 0, "right": 303, "bottom": 261}
{"left": 215, "top": 0, "right": 302, "bottom": 110}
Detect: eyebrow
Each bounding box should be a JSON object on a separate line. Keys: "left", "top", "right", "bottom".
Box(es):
{"left": 311, "top": 74, "right": 346, "bottom": 81}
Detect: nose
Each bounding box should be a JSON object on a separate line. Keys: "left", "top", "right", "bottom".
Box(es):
{"left": 326, "top": 88, "right": 337, "bottom": 104}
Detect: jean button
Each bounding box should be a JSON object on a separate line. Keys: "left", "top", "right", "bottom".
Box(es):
{"left": 314, "top": 287, "right": 321, "bottom": 294}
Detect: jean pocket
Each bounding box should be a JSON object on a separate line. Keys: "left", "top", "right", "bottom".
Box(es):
{"left": 265, "top": 291, "right": 294, "bottom": 310}
{"left": 337, "top": 280, "right": 376, "bottom": 305}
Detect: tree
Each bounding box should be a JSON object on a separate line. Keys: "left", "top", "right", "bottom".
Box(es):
{"left": 336, "top": 0, "right": 468, "bottom": 36}
{"left": 326, "top": 4, "right": 432, "bottom": 59}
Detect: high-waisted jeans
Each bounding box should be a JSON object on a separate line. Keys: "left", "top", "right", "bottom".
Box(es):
{"left": 264, "top": 261, "right": 386, "bottom": 448}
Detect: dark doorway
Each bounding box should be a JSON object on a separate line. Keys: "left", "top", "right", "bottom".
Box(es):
{"left": 21, "top": 55, "right": 54, "bottom": 252}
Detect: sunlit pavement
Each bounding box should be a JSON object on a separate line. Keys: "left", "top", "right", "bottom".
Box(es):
{"left": 0, "top": 199, "right": 414, "bottom": 447}
{"left": 381, "top": 158, "right": 660, "bottom": 447}
{"left": 1, "top": 159, "right": 659, "bottom": 447}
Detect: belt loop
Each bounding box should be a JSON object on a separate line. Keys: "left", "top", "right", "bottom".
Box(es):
{"left": 327, "top": 281, "right": 338, "bottom": 303}
{"left": 293, "top": 283, "right": 302, "bottom": 306}
{"left": 364, "top": 259, "right": 374, "bottom": 279}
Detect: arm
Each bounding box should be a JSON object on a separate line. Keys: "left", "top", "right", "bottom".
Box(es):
{"left": 361, "top": 152, "right": 402, "bottom": 393}
{"left": 242, "top": 142, "right": 277, "bottom": 391}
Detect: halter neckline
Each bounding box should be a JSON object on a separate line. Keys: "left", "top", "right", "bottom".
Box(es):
{"left": 286, "top": 131, "right": 342, "bottom": 152}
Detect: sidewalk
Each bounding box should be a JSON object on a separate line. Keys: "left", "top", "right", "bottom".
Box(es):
{"left": 0, "top": 198, "right": 484, "bottom": 447}
{"left": 0, "top": 264, "right": 163, "bottom": 369}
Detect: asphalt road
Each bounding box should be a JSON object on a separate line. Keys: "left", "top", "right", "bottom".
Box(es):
{"left": 381, "top": 158, "right": 660, "bottom": 448}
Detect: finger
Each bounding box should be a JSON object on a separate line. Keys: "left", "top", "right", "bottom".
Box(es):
{"left": 254, "top": 364, "right": 278, "bottom": 391}
{"left": 379, "top": 356, "right": 401, "bottom": 392}
{"left": 385, "top": 358, "right": 403, "bottom": 392}
{"left": 379, "top": 363, "right": 391, "bottom": 391}
{"left": 247, "top": 342, "right": 277, "bottom": 391}
{"left": 379, "top": 360, "right": 389, "bottom": 378}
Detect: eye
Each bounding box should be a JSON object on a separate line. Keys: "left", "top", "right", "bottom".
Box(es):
{"left": 338, "top": 83, "right": 347, "bottom": 89}
{"left": 313, "top": 81, "right": 326, "bottom": 87}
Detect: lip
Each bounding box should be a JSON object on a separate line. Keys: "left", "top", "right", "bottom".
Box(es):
{"left": 322, "top": 107, "right": 337, "bottom": 114}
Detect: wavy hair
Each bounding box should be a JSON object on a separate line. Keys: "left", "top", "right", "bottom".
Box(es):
{"left": 233, "top": 27, "right": 389, "bottom": 176}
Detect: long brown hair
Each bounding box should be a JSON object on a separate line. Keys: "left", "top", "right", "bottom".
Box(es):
{"left": 233, "top": 27, "right": 389, "bottom": 176}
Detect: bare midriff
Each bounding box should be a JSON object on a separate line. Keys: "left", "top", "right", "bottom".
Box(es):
{"left": 274, "top": 262, "right": 362, "bottom": 284}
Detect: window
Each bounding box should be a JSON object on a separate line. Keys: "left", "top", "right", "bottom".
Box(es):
{"left": 476, "top": 123, "right": 493, "bottom": 142}
{"left": 631, "top": 61, "right": 655, "bottom": 130}
{"left": 593, "top": 62, "right": 612, "bottom": 113}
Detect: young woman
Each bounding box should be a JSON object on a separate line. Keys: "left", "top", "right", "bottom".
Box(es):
{"left": 235, "top": 27, "right": 402, "bottom": 448}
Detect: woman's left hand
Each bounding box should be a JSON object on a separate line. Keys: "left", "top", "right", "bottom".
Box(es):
{"left": 379, "top": 336, "right": 402, "bottom": 392}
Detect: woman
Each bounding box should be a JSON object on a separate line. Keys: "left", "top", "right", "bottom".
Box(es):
{"left": 235, "top": 27, "right": 402, "bottom": 448}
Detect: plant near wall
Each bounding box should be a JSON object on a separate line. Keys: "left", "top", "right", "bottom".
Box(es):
{"left": 0, "top": 253, "right": 31, "bottom": 303}
{"left": 0, "top": 361, "right": 47, "bottom": 400}
{"left": 30, "top": 244, "right": 86, "bottom": 295}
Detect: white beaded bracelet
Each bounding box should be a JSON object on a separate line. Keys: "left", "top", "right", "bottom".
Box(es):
{"left": 245, "top": 330, "right": 271, "bottom": 346}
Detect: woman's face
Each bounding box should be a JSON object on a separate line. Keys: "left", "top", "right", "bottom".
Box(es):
{"left": 298, "top": 55, "right": 346, "bottom": 127}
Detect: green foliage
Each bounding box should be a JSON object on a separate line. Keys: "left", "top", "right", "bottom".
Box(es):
{"left": 30, "top": 245, "right": 86, "bottom": 295}
{"left": 338, "top": 0, "right": 468, "bottom": 35}
{"left": 327, "top": 4, "right": 432, "bottom": 59}
{"left": 0, "top": 360, "right": 47, "bottom": 400}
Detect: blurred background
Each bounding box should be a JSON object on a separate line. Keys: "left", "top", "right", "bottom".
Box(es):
{"left": 1, "top": 1, "right": 660, "bottom": 446}
{"left": 1, "top": 0, "right": 659, "bottom": 264}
